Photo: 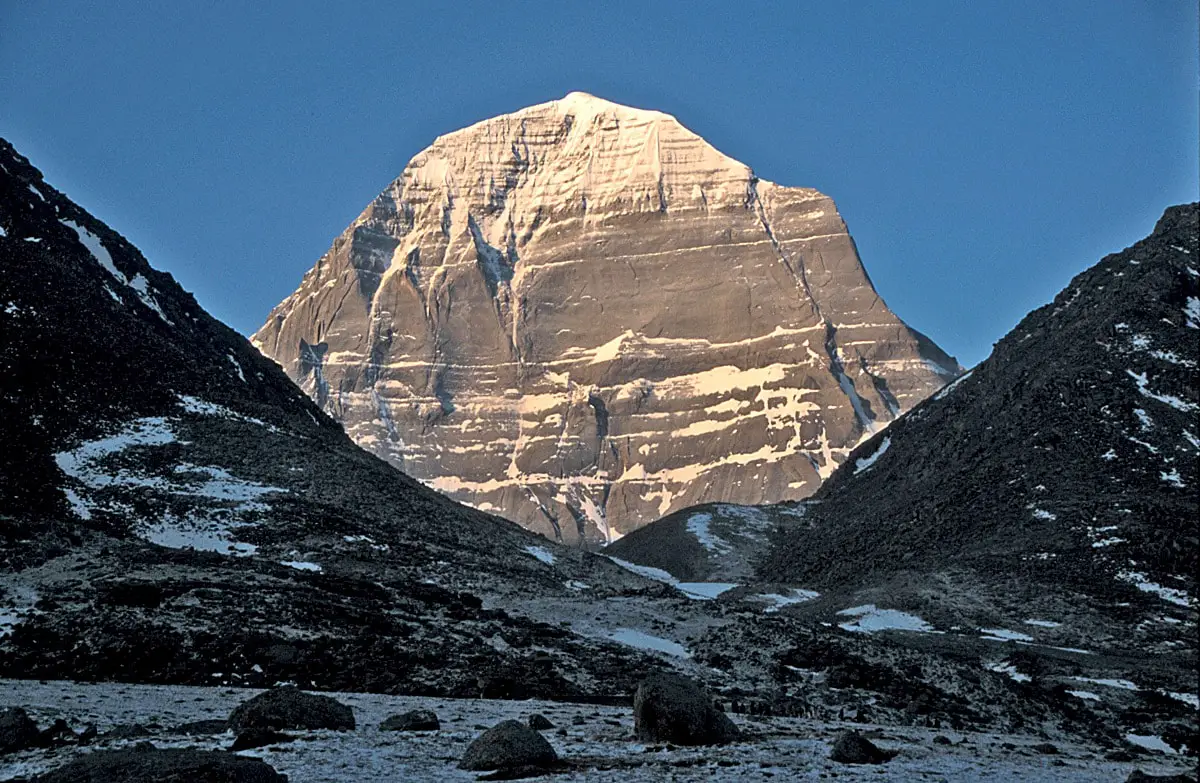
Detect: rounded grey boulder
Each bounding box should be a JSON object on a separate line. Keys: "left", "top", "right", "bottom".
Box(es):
{"left": 29, "top": 747, "right": 287, "bottom": 782}
{"left": 632, "top": 674, "right": 739, "bottom": 746}
{"left": 0, "top": 707, "right": 40, "bottom": 755}
{"left": 229, "top": 685, "right": 354, "bottom": 732}
{"left": 527, "top": 713, "right": 554, "bottom": 730}
{"left": 458, "top": 719, "right": 558, "bottom": 771}
{"left": 379, "top": 709, "right": 439, "bottom": 732}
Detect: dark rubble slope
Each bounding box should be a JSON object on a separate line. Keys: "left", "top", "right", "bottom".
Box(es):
{"left": 0, "top": 138, "right": 668, "bottom": 700}
{"left": 760, "top": 204, "right": 1198, "bottom": 601}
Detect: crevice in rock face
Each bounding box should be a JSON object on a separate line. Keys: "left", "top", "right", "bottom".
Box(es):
{"left": 349, "top": 224, "right": 399, "bottom": 308}
{"left": 525, "top": 487, "right": 564, "bottom": 543}
{"left": 747, "top": 177, "right": 820, "bottom": 317}
{"left": 823, "top": 324, "right": 875, "bottom": 433}
{"left": 859, "top": 357, "right": 901, "bottom": 418}
{"left": 588, "top": 392, "right": 610, "bottom": 443}
{"left": 565, "top": 503, "right": 588, "bottom": 544}
{"left": 298, "top": 339, "right": 330, "bottom": 410}
{"left": 467, "top": 214, "right": 514, "bottom": 297}
{"left": 364, "top": 319, "right": 393, "bottom": 389}
{"left": 372, "top": 388, "right": 400, "bottom": 443}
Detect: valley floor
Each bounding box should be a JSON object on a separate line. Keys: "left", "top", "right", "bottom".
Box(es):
{"left": 0, "top": 679, "right": 1193, "bottom": 782}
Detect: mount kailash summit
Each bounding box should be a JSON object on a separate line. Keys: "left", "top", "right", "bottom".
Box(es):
{"left": 253, "top": 92, "right": 959, "bottom": 545}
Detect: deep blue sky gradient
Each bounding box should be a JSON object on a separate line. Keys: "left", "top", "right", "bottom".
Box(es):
{"left": 2, "top": 2, "right": 1196, "bottom": 367}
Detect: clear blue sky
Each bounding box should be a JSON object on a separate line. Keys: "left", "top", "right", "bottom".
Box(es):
{"left": 2, "top": 2, "right": 1196, "bottom": 367}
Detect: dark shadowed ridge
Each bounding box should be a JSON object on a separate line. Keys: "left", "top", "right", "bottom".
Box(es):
{"left": 0, "top": 137, "right": 669, "bottom": 699}
{"left": 760, "top": 203, "right": 1198, "bottom": 600}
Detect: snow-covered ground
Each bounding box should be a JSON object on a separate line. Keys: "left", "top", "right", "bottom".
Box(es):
{"left": 0, "top": 679, "right": 1193, "bottom": 782}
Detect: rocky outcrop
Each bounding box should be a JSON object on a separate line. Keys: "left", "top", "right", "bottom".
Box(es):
{"left": 253, "top": 92, "right": 958, "bottom": 545}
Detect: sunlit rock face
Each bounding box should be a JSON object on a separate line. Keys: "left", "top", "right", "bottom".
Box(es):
{"left": 253, "top": 92, "right": 958, "bottom": 545}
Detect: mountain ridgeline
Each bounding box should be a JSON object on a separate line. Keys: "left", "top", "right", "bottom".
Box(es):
{"left": 253, "top": 92, "right": 959, "bottom": 545}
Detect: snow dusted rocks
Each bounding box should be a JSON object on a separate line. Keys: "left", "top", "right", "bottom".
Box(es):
{"left": 253, "top": 92, "right": 959, "bottom": 544}
{"left": 0, "top": 137, "right": 686, "bottom": 702}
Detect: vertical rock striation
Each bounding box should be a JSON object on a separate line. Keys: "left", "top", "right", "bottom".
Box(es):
{"left": 254, "top": 92, "right": 958, "bottom": 544}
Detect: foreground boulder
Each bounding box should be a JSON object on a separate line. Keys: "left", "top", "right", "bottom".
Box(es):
{"left": 228, "top": 686, "right": 354, "bottom": 732}
{"left": 633, "top": 674, "right": 739, "bottom": 746}
{"left": 380, "top": 709, "right": 439, "bottom": 732}
{"left": 458, "top": 720, "right": 558, "bottom": 772}
{"left": 1125, "top": 771, "right": 1197, "bottom": 783}
{"left": 230, "top": 729, "right": 295, "bottom": 751}
{"left": 0, "top": 707, "right": 40, "bottom": 754}
{"left": 29, "top": 748, "right": 287, "bottom": 782}
{"left": 829, "top": 730, "right": 898, "bottom": 764}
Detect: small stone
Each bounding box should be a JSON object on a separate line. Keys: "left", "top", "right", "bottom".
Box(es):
{"left": 36, "top": 719, "right": 78, "bottom": 748}
{"left": 829, "top": 730, "right": 898, "bottom": 764}
{"left": 1031, "top": 742, "right": 1058, "bottom": 754}
{"left": 526, "top": 713, "right": 554, "bottom": 730}
{"left": 170, "top": 719, "right": 229, "bottom": 735}
{"left": 932, "top": 735, "right": 952, "bottom": 745}
{"left": 1125, "top": 771, "right": 1198, "bottom": 782}
{"left": 103, "top": 724, "right": 152, "bottom": 740}
{"left": 230, "top": 729, "right": 294, "bottom": 751}
{"left": 380, "top": 709, "right": 440, "bottom": 732}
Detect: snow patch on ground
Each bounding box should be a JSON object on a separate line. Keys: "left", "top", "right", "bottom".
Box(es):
{"left": 685, "top": 512, "right": 731, "bottom": 555}
{"left": 1126, "top": 370, "right": 1197, "bottom": 412}
{"left": 1117, "top": 571, "right": 1191, "bottom": 607}
{"left": 853, "top": 436, "right": 890, "bottom": 474}
{"left": 281, "top": 561, "right": 322, "bottom": 572}
{"left": 981, "top": 628, "right": 1035, "bottom": 643}
{"left": 986, "top": 661, "right": 1031, "bottom": 683}
{"left": 1067, "top": 690, "right": 1101, "bottom": 701}
{"left": 758, "top": 588, "right": 821, "bottom": 613}
{"left": 0, "top": 587, "right": 38, "bottom": 638}
{"left": 605, "top": 556, "right": 677, "bottom": 584}
{"left": 1023, "top": 619, "right": 1061, "bottom": 628}
{"left": 1164, "top": 692, "right": 1199, "bottom": 709}
{"left": 606, "top": 628, "right": 690, "bottom": 658}
{"left": 52, "top": 413, "right": 285, "bottom": 554}
{"left": 524, "top": 544, "right": 556, "bottom": 565}
{"left": 836, "top": 604, "right": 935, "bottom": 634}
{"left": 676, "top": 582, "right": 739, "bottom": 600}
{"left": 1125, "top": 734, "right": 1178, "bottom": 755}
{"left": 1072, "top": 677, "right": 1139, "bottom": 691}
{"left": 933, "top": 369, "right": 973, "bottom": 400}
